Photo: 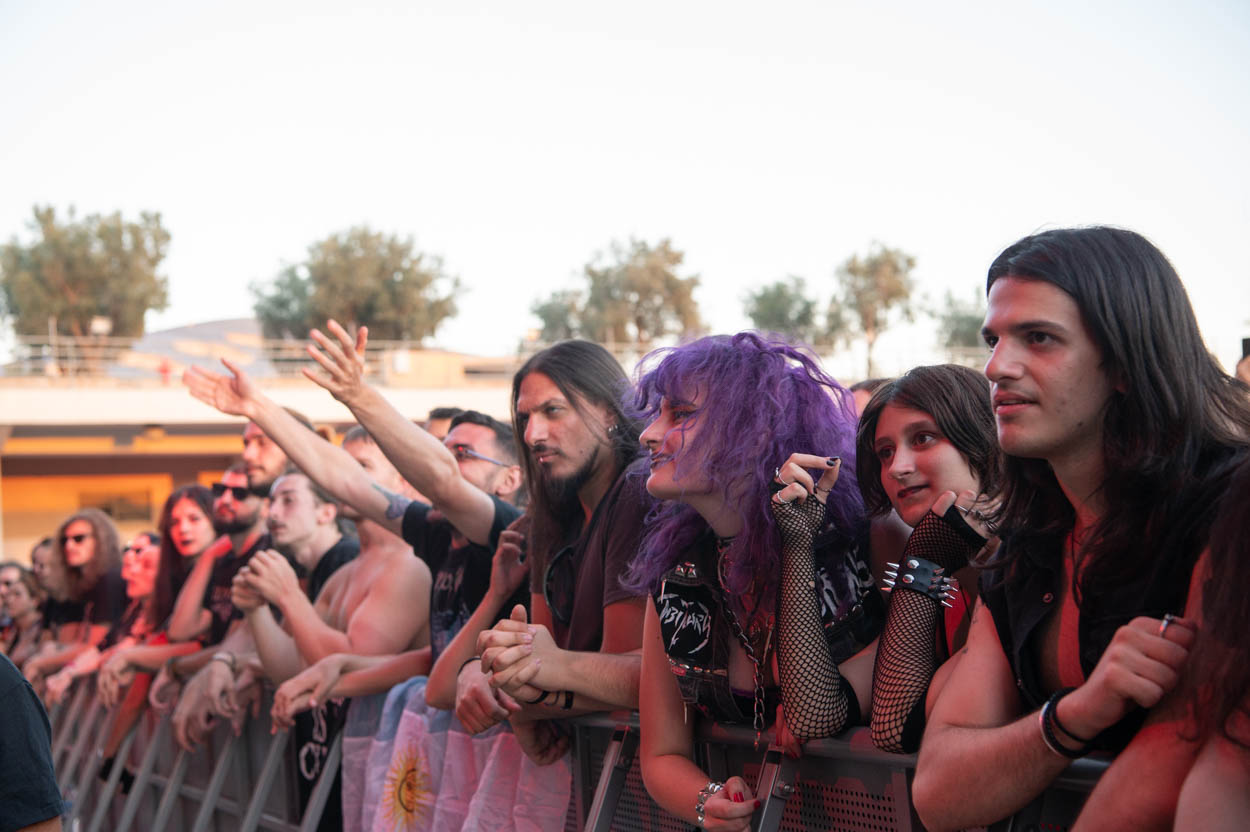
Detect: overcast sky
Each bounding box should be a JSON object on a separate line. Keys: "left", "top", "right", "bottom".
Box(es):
{"left": 2, "top": 0, "right": 1247, "bottom": 378}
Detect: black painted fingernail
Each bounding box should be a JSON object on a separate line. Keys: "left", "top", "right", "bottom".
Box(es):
{"left": 828, "top": 457, "right": 840, "bottom": 466}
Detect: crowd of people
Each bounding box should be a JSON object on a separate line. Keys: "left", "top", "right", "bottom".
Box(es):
{"left": 2, "top": 225, "right": 1249, "bottom": 832}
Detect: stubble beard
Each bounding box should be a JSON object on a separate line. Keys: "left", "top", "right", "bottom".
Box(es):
{"left": 539, "top": 445, "right": 601, "bottom": 511}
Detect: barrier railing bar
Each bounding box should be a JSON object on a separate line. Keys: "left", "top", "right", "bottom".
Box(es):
{"left": 889, "top": 767, "right": 918, "bottom": 832}
{"left": 240, "top": 729, "right": 294, "bottom": 832}
{"left": 85, "top": 717, "right": 141, "bottom": 832}
{"left": 52, "top": 680, "right": 92, "bottom": 769}
{"left": 150, "top": 748, "right": 190, "bottom": 832}
{"left": 116, "top": 716, "right": 172, "bottom": 832}
{"left": 753, "top": 747, "right": 799, "bottom": 832}
{"left": 190, "top": 733, "right": 239, "bottom": 832}
{"left": 583, "top": 724, "right": 637, "bottom": 832}
{"left": 297, "top": 731, "right": 343, "bottom": 832}
{"left": 60, "top": 692, "right": 104, "bottom": 793}
{"left": 68, "top": 702, "right": 114, "bottom": 823}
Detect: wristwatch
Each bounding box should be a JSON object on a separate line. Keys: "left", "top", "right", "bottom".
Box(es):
{"left": 695, "top": 780, "right": 724, "bottom": 827}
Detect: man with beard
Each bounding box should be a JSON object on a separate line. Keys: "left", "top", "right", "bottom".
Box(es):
{"left": 466, "top": 339, "right": 651, "bottom": 761}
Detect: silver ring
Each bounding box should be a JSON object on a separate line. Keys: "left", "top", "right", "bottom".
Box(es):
{"left": 955, "top": 504, "right": 971, "bottom": 515}
{"left": 1157, "top": 613, "right": 1176, "bottom": 638}
{"left": 773, "top": 466, "right": 792, "bottom": 486}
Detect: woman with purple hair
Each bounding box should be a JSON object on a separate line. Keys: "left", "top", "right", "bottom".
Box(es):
{"left": 628, "top": 332, "right": 890, "bottom": 830}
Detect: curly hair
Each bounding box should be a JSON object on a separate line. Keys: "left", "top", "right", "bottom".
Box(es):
{"left": 55, "top": 507, "right": 123, "bottom": 601}
{"left": 625, "top": 332, "right": 866, "bottom": 607}
{"left": 856, "top": 364, "right": 1000, "bottom": 519}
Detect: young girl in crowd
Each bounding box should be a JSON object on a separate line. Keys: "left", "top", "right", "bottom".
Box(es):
{"left": 96, "top": 485, "right": 218, "bottom": 706}
{"left": 854, "top": 365, "right": 1000, "bottom": 752}
{"left": 628, "top": 333, "right": 890, "bottom": 830}
{"left": 43, "top": 531, "right": 161, "bottom": 704}
{"left": 3, "top": 565, "right": 46, "bottom": 667}
{"left": 23, "top": 508, "right": 126, "bottom": 691}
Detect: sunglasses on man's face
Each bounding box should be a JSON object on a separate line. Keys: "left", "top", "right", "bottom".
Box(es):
{"left": 211, "top": 482, "right": 262, "bottom": 501}
{"left": 61, "top": 533, "right": 92, "bottom": 545}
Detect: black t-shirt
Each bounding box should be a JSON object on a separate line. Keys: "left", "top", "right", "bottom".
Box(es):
{"left": 40, "top": 597, "right": 85, "bottom": 635}
{"left": 402, "top": 495, "right": 523, "bottom": 660}
{"left": 201, "top": 533, "right": 271, "bottom": 645}
{"left": 0, "top": 654, "right": 65, "bottom": 831}
{"left": 306, "top": 536, "right": 359, "bottom": 603}
{"left": 79, "top": 566, "right": 127, "bottom": 628}
{"left": 534, "top": 459, "right": 652, "bottom": 653}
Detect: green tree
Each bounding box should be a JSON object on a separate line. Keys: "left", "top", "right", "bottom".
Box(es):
{"left": 532, "top": 238, "right": 701, "bottom": 346}
{"left": 530, "top": 289, "right": 582, "bottom": 343}
{"left": 934, "top": 287, "right": 987, "bottom": 348}
{"left": 0, "top": 205, "right": 170, "bottom": 337}
{"left": 252, "top": 227, "right": 460, "bottom": 341}
{"left": 743, "top": 276, "right": 819, "bottom": 343}
{"left": 831, "top": 243, "right": 916, "bottom": 376}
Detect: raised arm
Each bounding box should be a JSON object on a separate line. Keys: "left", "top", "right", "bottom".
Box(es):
{"left": 302, "top": 320, "right": 499, "bottom": 544}
{"left": 184, "top": 358, "right": 411, "bottom": 538}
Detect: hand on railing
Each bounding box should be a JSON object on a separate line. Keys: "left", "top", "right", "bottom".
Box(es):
{"left": 510, "top": 716, "right": 568, "bottom": 766}
{"left": 700, "top": 775, "right": 759, "bottom": 832}
{"left": 272, "top": 654, "right": 348, "bottom": 731}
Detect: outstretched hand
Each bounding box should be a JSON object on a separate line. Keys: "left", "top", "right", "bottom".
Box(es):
{"left": 303, "top": 320, "right": 370, "bottom": 405}
{"left": 183, "top": 358, "right": 264, "bottom": 419}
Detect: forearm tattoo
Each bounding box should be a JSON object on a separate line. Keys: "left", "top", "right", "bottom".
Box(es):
{"left": 371, "top": 483, "right": 411, "bottom": 520}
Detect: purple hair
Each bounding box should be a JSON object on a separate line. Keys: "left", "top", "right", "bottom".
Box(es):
{"left": 625, "top": 332, "right": 866, "bottom": 608}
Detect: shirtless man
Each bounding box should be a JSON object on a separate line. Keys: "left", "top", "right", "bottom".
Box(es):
{"left": 912, "top": 227, "right": 1250, "bottom": 830}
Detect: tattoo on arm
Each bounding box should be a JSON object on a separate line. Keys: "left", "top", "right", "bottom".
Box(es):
{"left": 371, "top": 483, "right": 411, "bottom": 520}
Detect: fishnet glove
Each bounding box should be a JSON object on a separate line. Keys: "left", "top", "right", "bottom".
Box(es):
{"left": 773, "top": 494, "right": 852, "bottom": 741}
{"left": 871, "top": 506, "right": 987, "bottom": 752}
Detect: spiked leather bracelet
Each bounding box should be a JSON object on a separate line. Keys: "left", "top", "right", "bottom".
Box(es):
{"left": 882, "top": 557, "right": 958, "bottom": 607}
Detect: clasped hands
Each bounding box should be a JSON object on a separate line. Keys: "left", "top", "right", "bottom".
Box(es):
{"left": 231, "top": 549, "right": 301, "bottom": 613}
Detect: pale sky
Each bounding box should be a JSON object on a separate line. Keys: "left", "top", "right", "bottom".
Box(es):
{"left": 2, "top": 0, "right": 1248, "bottom": 379}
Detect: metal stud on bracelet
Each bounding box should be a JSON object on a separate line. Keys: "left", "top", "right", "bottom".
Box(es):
{"left": 695, "top": 781, "right": 724, "bottom": 827}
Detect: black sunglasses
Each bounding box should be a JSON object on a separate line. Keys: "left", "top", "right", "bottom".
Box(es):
{"left": 543, "top": 544, "right": 576, "bottom": 626}
{"left": 61, "top": 533, "right": 92, "bottom": 545}
{"left": 211, "top": 482, "right": 265, "bottom": 501}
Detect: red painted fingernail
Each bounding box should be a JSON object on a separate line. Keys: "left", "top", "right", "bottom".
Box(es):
{"left": 733, "top": 793, "right": 743, "bottom": 802}
{"left": 754, "top": 800, "right": 761, "bottom": 808}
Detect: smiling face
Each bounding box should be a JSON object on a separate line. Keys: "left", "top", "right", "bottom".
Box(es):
{"left": 121, "top": 539, "right": 160, "bottom": 600}
{"left": 170, "top": 497, "right": 215, "bottom": 557}
{"left": 983, "top": 277, "right": 1116, "bottom": 469}
{"left": 874, "top": 403, "right": 981, "bottom": 527}
{"left": 640, "top": 395, "right": 710, "bottom": 501}
{"left": 515, "top": 371, "right": 613, "bottom": 499}
{"left": 61, "top": 518, "right": 97, "bottom": 568}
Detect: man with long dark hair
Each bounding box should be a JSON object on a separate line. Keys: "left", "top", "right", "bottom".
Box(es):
{"left": 473, "top": 339, "right": 652, "bottom": 761}
{"left": 913, "top": 227, "right": 1250, "bottom": 830}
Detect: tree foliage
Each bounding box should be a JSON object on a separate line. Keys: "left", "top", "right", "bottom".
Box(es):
{"left": 743, "top": 276, "right": 820, "bottom": 343}
{"left": 0, "top": 205, "right": 170, "bottom": 337}
{"left": 252, "top": 227, "right": 460, "bottom": 342}
{"left": 531, "top": 238, "right": 701, "bottom": 345}
{"left": 831, "top": 243, "right": 916, "bottom": 375}
{"left": 934, "top": 287, "right": 987, "bottom": 348}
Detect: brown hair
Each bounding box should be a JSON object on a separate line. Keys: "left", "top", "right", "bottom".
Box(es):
{"left": 55, "top": 507, "right": 123, "bottom": 600}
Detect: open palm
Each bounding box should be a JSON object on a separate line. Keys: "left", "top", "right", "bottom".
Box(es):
{"left": 183, "top": 358, "right": 260, "bottom": 418}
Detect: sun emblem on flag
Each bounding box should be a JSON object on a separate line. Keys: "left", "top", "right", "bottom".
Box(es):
{"left": 381, "top": 745, "right": 433, "bottom": 829}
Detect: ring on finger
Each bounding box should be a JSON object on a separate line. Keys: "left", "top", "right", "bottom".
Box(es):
{"left": 1157, "top": 613, "right": 1176, "bottom": 638}
{"left": 773, "top": 466, "right": 792, "bottom": 486}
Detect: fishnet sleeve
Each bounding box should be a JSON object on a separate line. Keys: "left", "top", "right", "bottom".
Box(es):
{"left": 774, "top": 495, "right": 852, "bottom": 741}
{"left": 870, "top": 506, "right": 987, "bottom": 753}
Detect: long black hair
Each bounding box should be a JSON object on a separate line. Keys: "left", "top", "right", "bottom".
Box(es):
{"left": 152, "top": 484, "right": 215, "bottom": 629}
{"left": 510, "top": 340, "right": 642, "bottom": 573}
{"left": 987, "top": 227, "right": 1250, "bottom": 620}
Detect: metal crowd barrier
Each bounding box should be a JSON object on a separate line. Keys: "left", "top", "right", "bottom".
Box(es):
{"left": 51, "top": 676, "right": 1107, "bottom": 832}
{"left": 567, "top": 713, "right": 1110, "bottom": 832}
{"left": 49, "top": 677, "right": 338, "bottom": 832}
